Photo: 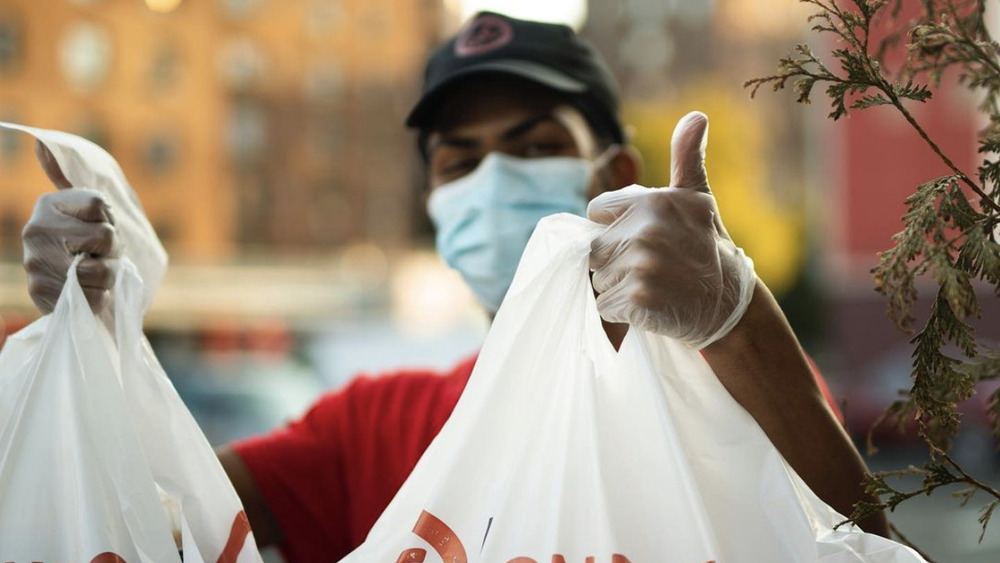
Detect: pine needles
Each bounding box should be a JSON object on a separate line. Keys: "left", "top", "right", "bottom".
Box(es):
{"left": 745, "top": 0, "right": 1000, "bottom": 549}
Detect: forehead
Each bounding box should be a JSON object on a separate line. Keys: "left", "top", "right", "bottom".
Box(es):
{"left": 425, "top": 75, "right": 597, "bottom": 150}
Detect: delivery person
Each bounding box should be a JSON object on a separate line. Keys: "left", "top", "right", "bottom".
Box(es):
{"left": 20, "top": 11, "right": 888, "bottom": 561}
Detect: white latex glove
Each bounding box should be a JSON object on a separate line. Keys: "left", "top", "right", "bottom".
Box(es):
{"left": 587, "top": 111, "right": 756, "bottom": 349}
{"left": 7, "top": 121, "right": 167, "bottom": 316}
{"left": 22, "top": 141, "right": 121, "bottom": 314}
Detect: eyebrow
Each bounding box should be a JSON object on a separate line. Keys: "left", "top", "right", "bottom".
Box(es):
{"left": 428, "top": 114, "right": 562, "bottom": 154}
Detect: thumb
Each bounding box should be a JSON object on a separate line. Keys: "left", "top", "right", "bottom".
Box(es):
{"left": 669, "top": 111, "right": 710, "bottom": 192}
{"left": 34, "top": 140, "right": 73, "bottom": 190}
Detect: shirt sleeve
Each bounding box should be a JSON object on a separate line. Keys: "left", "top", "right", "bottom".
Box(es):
{"left": 230, "top": 388, "right": 353, "bottom": 563}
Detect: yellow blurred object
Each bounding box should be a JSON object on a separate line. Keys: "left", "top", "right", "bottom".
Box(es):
{"left": 624, "top": 85, "right": 804, "bottom": 296}
{"left": 717, "top": 0, "right": 815, "bottom": 40}
{"left": 144, "top": 0, "right": 183, "bottom": 13}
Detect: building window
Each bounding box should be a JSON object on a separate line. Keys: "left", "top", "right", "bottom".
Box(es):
{"left": 0, "top": 10, "right": 23, "bottom": 75}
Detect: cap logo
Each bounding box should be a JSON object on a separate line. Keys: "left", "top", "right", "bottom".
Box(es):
{"left": 455, "top": 15, "right": 513, "bottom": 57}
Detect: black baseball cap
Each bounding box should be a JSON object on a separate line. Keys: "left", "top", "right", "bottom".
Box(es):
{"left": 406, "top": 12, "right": 625, "bottom": 144}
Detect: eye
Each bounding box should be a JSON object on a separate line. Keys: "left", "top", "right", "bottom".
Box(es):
{"left": 430, "top": 142, "right": 482, "bottom": 182}
{"left": 432, "top": 156, "right": 481, "bottom": 185}
{"left": 522, "top": 142, "right": 566, "bottom": 158}
{"left": 442, "top": 158, "right": 479, "bottom": 176}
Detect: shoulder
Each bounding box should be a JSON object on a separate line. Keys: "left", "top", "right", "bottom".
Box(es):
{"left": 347, "top": 355, "right": 474, "bottom": 399}
{"left": 311, "top": 354, "right": 478, "bottom": 488}
{"left": 327, "top": 354, "right": 476, "bottom": 429}
{"left": 230, "top": 354, "right": 477, "bottom": 474}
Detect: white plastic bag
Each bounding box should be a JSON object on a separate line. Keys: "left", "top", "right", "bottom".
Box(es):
{"left": 340, "top": 214, "right": 925, "bottom": 563}
{"left": 0, "top": 255, "right": 261, "bottom": 562}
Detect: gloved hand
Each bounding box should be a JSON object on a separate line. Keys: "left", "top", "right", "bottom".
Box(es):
{"left": 587, "top": 111, "right": 756, "bottom": 349}
{"left": 22, "top": 140, "right": 121, "bottom": 314}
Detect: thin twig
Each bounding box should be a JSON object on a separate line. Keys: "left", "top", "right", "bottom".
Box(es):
{"left": 846, "top": 0, "right": 1000, "bottom": 213}
{"left": 884, "top": 89, "right": 1000, "bottom": 213}
{"left": 939, "top": 447, "right": 1000, "bottom": 500}
{"left": 942, "top": 0, "right": 1000, "bottom": 78}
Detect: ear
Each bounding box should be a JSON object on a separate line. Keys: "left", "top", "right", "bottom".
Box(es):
{"left": 589, "top": 145, "right": 642, "bottom": 200}
{"left": 611, "top": 145, "right": 642, "bottom": 188}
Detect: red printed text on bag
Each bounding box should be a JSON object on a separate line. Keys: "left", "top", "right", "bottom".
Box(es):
{"left": 394, "top": 510, "right": 716, "bottom": 563}
{"left": 3, "top": 554, "right": 126, "bottom": 563}
{"left": 4, "top": 510, "right": 252, "bottom": 563}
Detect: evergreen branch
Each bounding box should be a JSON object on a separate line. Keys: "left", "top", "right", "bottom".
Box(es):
{"left": 959, "top": 348, "right": 1000, "bottom": 381}
{"left": 906, "top": 291, "right": 977, "bottom": 442}
{"left": 989, "top": 386, "right": 1000, "bottom": 439}
{"left": 872, "top": 176, "right": 965, "bottom": 331}
{"left": 866, "top": 397, "right": 918, "bottom": 455}
{"left": 749, "top": 0, "right": 1000, "bottom": 545}
{"left": 853, "top": 448, "right": 1000, "bottom": 541}
{"left": 960, "top": 349, "right": 1000, "bottom": 438}
{"left": 932, "top": 444, "right": 1000, "bottom": 502}
{"left": 940, "top": 0, "right": 1000, "bottom": 77}
{"left": 981, "top": 500, "right": 1000, "bottom": 542}
{"left": 853, "top": 93, "right": 892, "bottom": 109}
{"left": 746, "top": 0, "right": 1000, "bottom": 214}
{"left": 881, "top": 83, "right": 1000, "bottom": 213}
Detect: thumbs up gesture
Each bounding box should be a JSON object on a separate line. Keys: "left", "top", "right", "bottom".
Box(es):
{"left": 587, "top": 112, "right": 757, "bottom": 349}
{"left": 21, "top": 140, "right": 120, "bottom": 314}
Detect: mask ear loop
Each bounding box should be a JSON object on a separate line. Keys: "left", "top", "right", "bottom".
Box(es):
{"left": 591, "top": 144, "right": 621, "bottom": 171}
{"left": 589, "top": 144, "right": 622, "bottom": 191}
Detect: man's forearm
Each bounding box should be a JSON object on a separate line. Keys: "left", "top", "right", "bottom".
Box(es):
{"left": 217, "top": 446, "right": 283, "bottom": 547}
{"left": 702, "top": 279, "right": 889, "bottom": 536}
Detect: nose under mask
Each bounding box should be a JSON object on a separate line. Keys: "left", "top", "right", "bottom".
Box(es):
{"left": 427, "top": 151, "right": 609, "bottom": 312}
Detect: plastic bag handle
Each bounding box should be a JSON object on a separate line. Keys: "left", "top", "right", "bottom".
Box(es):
{"left": 49, "top": 253, "right": 89, "bottom": 320}
{"left": 66, "top": 253, "right": 86, "bottom": 286}
{"left": 110, "top": 257, "right": 146, "bottom": 345}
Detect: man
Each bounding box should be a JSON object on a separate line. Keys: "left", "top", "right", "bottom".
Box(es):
{"left": 21, "top": 12, "right": 887, "bottom": 561}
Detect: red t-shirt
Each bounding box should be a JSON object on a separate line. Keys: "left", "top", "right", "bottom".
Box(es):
{"left": 232, "top": 354, "right": 842, "bottom": 562}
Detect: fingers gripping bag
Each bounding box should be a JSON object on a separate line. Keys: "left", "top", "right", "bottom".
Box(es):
{"left": 0, "top": 122, "right": 168, "bottom": 313}
{"left": 0, "top": 127, "right": 261, "bottom": 562}
{"left": 339, "top": 214, "right": 925, "bottom": 563}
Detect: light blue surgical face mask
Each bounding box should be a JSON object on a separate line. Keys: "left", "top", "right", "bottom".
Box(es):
{"left": 428, "top": 149, "right": 615, "bottom": 313}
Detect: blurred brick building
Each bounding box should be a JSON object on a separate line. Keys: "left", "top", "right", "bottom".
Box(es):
{"left": 0, "top": 0, "right": 444, "bottom": 261}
